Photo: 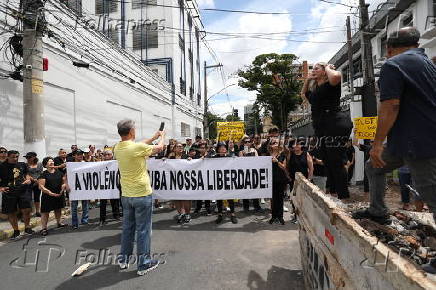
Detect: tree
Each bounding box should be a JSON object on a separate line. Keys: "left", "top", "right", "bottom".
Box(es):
{"left": 224, "top": 114, "right": 241, "bottom": 122}
{"left": 245, "top": 103, "right": 262, "bottom": 136}
{"left": 238, "top": 53, "right": 301, "bottom": 131}
{"left": 205, "top": 111, "right": 223, "bottom": 140}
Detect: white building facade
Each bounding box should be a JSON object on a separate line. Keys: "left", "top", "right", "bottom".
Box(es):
{"left": 84, "top": 0, "right": 204, "bottom": 138}
{"left": 0, "top": 0, "right": 204, "bottom": 157}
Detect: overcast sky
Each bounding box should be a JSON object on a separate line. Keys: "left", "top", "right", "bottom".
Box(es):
{"left": 198, "top": 0, "right": 385, "bottom": 118}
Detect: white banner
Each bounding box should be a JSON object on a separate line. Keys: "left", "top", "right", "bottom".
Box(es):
{"left": 67, "top": 157, "right": 272, "bottom": 200}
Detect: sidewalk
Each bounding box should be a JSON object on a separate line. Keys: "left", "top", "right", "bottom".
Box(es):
{"left": 0, "top": 208, "right": 71, "bottom": 240}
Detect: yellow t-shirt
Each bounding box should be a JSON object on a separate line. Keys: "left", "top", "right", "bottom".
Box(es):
{"left": 114, "top": 141, "right": 153, "bottom": 197}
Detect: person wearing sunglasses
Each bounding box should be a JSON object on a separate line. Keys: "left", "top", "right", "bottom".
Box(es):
{"left": 168, "top": 143, "right": 191, "bottom": 224}
{"left": 239, "top": 138, "right": 262, "bottom": 212}
{"left": 99, "top": 150, "right": 121, "bottom": 226}
{"left": 0, "top": 147, "right": 7, "bottom": 163}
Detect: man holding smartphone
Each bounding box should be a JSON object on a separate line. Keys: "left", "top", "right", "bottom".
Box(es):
{"left": 114, "top": 119, "right": 165, "bottom": 276}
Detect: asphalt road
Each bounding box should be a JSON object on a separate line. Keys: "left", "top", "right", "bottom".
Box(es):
{"left": 0, "top": 203, "right": 304, "bottom": 290}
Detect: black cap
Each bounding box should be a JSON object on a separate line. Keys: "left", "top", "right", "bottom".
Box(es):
{"left": 24, "top": 152, "right": 37, "bottom": 158}
{"left": 73, "top": 149, "right": 84, "bottom": 155}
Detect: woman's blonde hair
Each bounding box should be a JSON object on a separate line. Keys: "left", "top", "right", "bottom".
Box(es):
{"left": 309, "top": 62, "right": 329, "bottom": 92}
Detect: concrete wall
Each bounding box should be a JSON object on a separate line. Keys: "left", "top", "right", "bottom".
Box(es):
{"left": 293, "top": 174, "right": 436, "bottom": 290}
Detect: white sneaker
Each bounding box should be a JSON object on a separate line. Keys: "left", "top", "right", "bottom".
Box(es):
{"left": 137, "top": 260, "right": 159, "bottom": 276}
{"left": 118, "top": 261, "right": 129, "bottom": 270}
{"left": 260, "top": 198, "right": 266, "bottom": 204}
{"left": 283, "top": 206, "right": 289, "bottom": 212}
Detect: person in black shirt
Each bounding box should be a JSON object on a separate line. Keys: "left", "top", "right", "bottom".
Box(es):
{"left": 99, "top": 150, "right": 121, "bottom": 226}
{"left": 66, "top": 145, "right": 78, "bottom": 162}
{"left": 269, "top": 138, "right": 289, "bottom": 225}
{"left": 194, "top": 143, "right": 212, "bottom": 214}
{"left": 300, "top": 63, "right": 352, "bottom": 199}
{"left": 38, "top": 157, "right": 67, "bottom": 236}
{"left": 345, "top": 140, "right": 355, "bottom": 184}
{"left": 239, "top": 137, "right": 262, "bottom": 212}
{"left": 53, "top": 148, "right": 67, "bottom": 174}
{"left": 214, "top": 142, "right": 238, "bottom": 224}
{"left": 168, "top": 142, "right": 192, "bottom": 224}
{"left": 0, "top": 150, "right": 34, "bottom": 239}
{"left": 309, "top": 144, "right": 327, "bottom": 191}
{"left": 352, "top": 133, "right": 372, "bottom": 194}
{"left": 0, "top": 146, "right": 7, "bottom": 163}
{"left": 287, "top": 141, "right": 313, "bottom": 191}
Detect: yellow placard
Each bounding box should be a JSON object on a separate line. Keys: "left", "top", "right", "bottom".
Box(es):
{"left": 217, "top": 121, "right": 245, "bottom": 142}
{"left": 354, "top": 117, "right": 378, "bottom": 139}
{"left": 31, "top": 79, "right": 43, "bottom": 94}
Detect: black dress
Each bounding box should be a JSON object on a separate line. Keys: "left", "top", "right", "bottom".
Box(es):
{"left": 38, "top": 170, "right": 65, "bottom": 213}
{"left": 271, "top": 156, "right": 290, "bottom": 219}
{"left": 288, "top": 152, "right": 309, "bottom": 191}
{"left": 306, "top": 82, "right": 352, "bottom": 199}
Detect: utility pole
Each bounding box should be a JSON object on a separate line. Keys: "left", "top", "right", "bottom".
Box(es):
{"left": 359, "top": 0, "right": 377, "bottom": 117}
{"left": 346, "top": 16, "right": 355, "bottom": 97}
{"left": 203, "top": 61, "right": 222, "bottom": 139}
{"left": 22, "top": 0, "right": 46, "bottom": 157}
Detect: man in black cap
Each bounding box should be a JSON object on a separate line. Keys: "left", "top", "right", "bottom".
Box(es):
{"left": 66, "top": 145, "right": 78, "bottom": 162}
{"left": 0, "top": 150, "right": 34, "bottom": 239}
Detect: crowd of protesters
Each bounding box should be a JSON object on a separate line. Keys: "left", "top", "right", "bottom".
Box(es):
{"left": 0, "top": 128, "right": 308, "bottom": 240}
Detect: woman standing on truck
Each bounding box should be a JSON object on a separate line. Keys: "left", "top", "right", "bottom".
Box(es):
{"left": 300, "top": 63, "right": 352, "bottom": 199}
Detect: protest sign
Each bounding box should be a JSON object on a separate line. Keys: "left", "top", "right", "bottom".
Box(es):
{"left": 354, "top": 117, "right": 378, "bottom": 139}
{"left": 217, "top": 121, "right": 245, "bottom": 142}
{"left": 67, "top": 161, "right": 120, "bottom": 201}
{"left": 66, "top": 157, "right": 272, "bottom": 200}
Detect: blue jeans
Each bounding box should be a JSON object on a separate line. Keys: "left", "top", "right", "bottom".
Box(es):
{"left": 71, "top": 200, "right": 89, "bottom": 226}
{"left": 398, "top": 171, "right": 412, "bottom": 204}
{"left": 119, "top": 195, "right": 153, "bottom": 270}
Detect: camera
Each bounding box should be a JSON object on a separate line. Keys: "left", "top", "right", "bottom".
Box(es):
{"left": 25, "top": 64, "right": 32, "bottom": 70}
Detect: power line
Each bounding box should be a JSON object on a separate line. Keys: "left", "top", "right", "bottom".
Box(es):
{"left": 319, "top": 0, "right": 357, "bottom": 9}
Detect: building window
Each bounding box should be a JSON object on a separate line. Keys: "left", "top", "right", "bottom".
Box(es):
{"left": 61, "top": 0, "right": 82, "bottom": 16}
{"left": 434, "top": 0, "right": 436, "bottom": 16}
{"left": 132, "top": 23, "right": 159, "bottom": 50}
{"left": 352, "top": 56, "right": 362, "bottom": 76}
{"left": 180, "top": 36, "right": 186, "bottom": 95}
{"left": 181, "top": 122, "right": 191, "bottom": 137}
{"left": 342, "top": 66, "right": 349, "bottom": 83}
{"left": 400, "top": 12, "right": 413, "bottom": 28}
{"left": 179, "top": 0, "right": 185, "bottom": 41}
{"left": 95, "top": 0, "right": 117, "bottom": 14}
{"left": 195, "top": 127, "right": 202, "bottom": 138}
{"left": 380, "top": 35, "right": 387, "bottom": 58}
{"left": 195, "top": 28, "right": 201, "bottom": 105}
{"left": 132, "top": 0, "right": 157, "bottom": 10}
{"left": 108, "top": 29, "right": 119, "bottom": 45}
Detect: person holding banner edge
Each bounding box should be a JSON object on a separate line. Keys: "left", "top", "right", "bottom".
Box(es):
{"left": 214, "top": 142, "right": 238, "bottom": 224}
{"left": 114, "top": 119, "right": 165, "bottom": 276}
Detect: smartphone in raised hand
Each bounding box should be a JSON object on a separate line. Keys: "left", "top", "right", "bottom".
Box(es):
{"left": 159, "top": 122, "right": 165, "bottom": 131}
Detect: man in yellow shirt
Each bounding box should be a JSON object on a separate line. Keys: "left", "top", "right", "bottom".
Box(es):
{"left": 114, "top": 119, "right": 165, "bottom": 276}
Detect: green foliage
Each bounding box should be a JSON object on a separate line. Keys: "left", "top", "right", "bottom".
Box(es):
{"left": 238, "top": 53, "right": 302, "bottom": 130}
{"left": 224, "top": 114, "right": 241, "bottom": 122}
{"left": 205, "top": 111, "right": 223, "bottom": 140}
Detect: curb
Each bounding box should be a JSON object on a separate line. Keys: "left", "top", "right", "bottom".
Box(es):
{"left": 0, "top": 208, "right": 71, "bottom": 241}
